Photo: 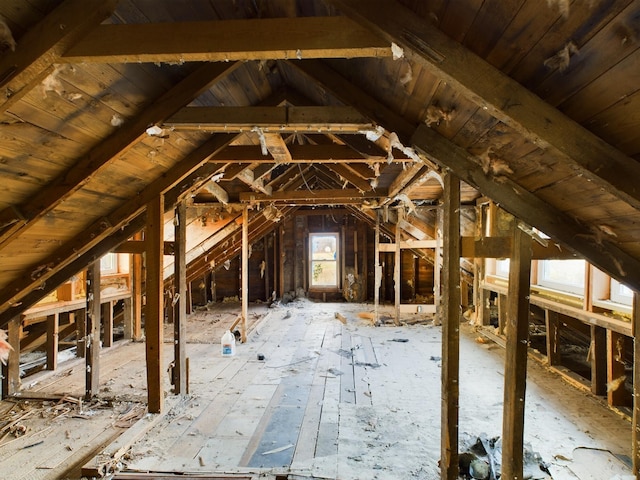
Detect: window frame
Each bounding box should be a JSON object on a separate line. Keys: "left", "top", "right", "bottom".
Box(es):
{"left": 309, "top": 232, "right": 340, "bottom": 290}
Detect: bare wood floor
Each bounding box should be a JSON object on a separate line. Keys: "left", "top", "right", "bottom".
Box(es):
{"left": 0, "top": 300, "right": 633, "bottom": 479}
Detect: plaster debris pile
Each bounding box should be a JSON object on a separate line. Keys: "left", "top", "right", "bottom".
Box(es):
{"left": 459, "top": 433, "right": 551, "bottom": 480}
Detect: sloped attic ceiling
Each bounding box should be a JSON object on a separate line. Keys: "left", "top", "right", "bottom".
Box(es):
{"left": 0, "top": 0, "right": 639, "bottom": 326}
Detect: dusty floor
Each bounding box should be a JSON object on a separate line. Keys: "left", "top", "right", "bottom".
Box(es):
{"left": 0, "top": 299, "right": 634, "bottom": 479}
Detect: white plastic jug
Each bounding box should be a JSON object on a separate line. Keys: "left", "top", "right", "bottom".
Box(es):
{"left": 221, "top": 330, "right": 236, "bottom": 356}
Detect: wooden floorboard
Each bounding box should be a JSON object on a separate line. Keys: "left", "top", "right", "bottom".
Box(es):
{"left": 1, "top": 300, "right": 635, "bottom": 479}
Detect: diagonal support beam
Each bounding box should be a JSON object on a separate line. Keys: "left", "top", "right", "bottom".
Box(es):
{"left": 411, "top": 124, "right": 640, "bottom": 292}
{"left": 0, "top": 61, "right": 240, "bottom": 249}
{"left": 329, "top": 0, "right": 640, "bottom": 210}
{"left": 0, "top": 0, "right": 119, "bottom": 115}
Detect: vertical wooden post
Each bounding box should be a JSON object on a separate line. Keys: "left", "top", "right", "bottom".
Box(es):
{"left": 497, "top": 293, "right": 507, "bottom": 335}
{"left": 76, "top": 306, "right": 86, "bottom": 358}
{"left": 278, "top": 225, "right": 285, "bottom": 297}
{"left": 590, "top": 325, "right": 607, "bottom": 395}
{"left": 545, "top": 310, "right": 561, "bottom": 366}
{"left": 440, "top": 171, "right": 461, "bottom": 480}
{"left": 607, "top": 330, "right": 629, "bottom": 407}
{"left": 146, "top": 195, "right": 164, "bottom": 413}
{"left": 394, "top": 208, "right": 402, "bottom": 326}
{"left": 341, "top": 224, "right": 346, "bottom": 291}
{"left": 264, "top": 236, "right": 270, "bottom": 301}
{"left": 46, "top": 313, "right": 59, "bottom": 370}
{"left": 241, "top": 205, "right": 249, "bottom": 343}
{"left": 632, "top": 291, "right": 640, "bottom": 476}
{"left": 501, "top": 223, "right": 532, "bottom": 480}
{"left": 85, "top": 261, "right": 101, "bottom": 401}
{"left": 123, "top": 297, "right": 133, "bottom": 340}
{"left": 2, "top": 317, "right": 21, "bottom": 398}
{"left": 102, "top": 301, "right": 113, "bottom": 348}
{"left": 132, "top": 232, "right": 143, "bottom": 340}
{"left": 374, "top": 213, "right": 381, "bottom": 325}
{"left": 361, "top": 223, "right": 368, "bottom": 298}
{"left": 174, "top": 202, "right": 188, "bottom": 394}
{"left": 434, "top": 206, "right": 443, "bottom": 325}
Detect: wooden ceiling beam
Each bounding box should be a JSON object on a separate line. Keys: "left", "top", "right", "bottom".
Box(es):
{"left": 0, "top": 62, "right": 241, "bottom": 250}
{"left": 164, "top": 105, "right": 374, "bottom": 133}
{"left": 240, "top": 188, "right": 386, "bottom": 203}
{"left": 211, "top": 144, "right": 406, "bottom": 162}
{"left": 263, "top": 133, "right": 292, "bottom": 163}
{"left": 331, "top": 0, "right": 640, "bottom": 211}
{"left": 62, "top": 16, "right": 391, "bottom": 63}
{"left": 412, "top": 124, "right": 640, "bottom": 292}
{"left": 0, "top": 0, "right": 118, "bottom": 115}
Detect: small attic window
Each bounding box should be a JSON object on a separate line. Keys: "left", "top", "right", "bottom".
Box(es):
{"left": 100, "top": 253, "right": 118, "bottom": 274}
{"left": 310, "top": 233, "right": 339, "bottom": 289}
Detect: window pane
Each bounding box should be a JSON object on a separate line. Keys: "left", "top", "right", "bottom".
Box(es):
{"left": 538, "top": 259, "right": 585, "bottom": 294}
{"left": 100, "top": 253, "right": 117, "bottom": 273}
{"left": 310, "top": 234, "right": 338, "bottom": 287}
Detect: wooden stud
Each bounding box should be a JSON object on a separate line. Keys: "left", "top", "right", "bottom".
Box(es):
{"left": 132, "top": 232, "right": 143, "bottom": 341}
{"left": 590, "top": 325, "right": 607, "bottom": 396}
{"left": 174, "top": 202, "right": 188, "bottom": 394}
{"left": 497, "top": 294, "right": 507, "bottom": 336}
{"left": 76, "top": 307, "right": 86, "bottom": 359}
{"left": 279, "top": 225, "right": 285, "bottom": 298}
{"left": 545, "top": 310, "right": 561, "bottom": 367}
{"left": 394, "top": 209, "right": 402, "bottom": 326}
{"left": 241, "top": 206, "right": 249, "bottom": 343}
{"left": 1, "top": 317, "right": 21, "bottom": 398}
{"left": 85, "top": 261, "right": 101, "bottom": 401}
{"left": 102, "top": 301, "right": 113, "bottom": 348}
{"left": 501, "top": 223, "right": 532, "bottom": 480}
{"left": 433, "top": 207, "right": 442, "bottom": 326}
{"left": 440, "top": 171, "right": 461, "bottom": 480}
{"left": 46, "top": 313, "right": 59, "bottom": 370}
{"left": 264, "top": 236, "right": 270, "bottom": 301}
{"left": 374, "top": 213, "right": 381, "bottom": 325}
{"left": 123, "top": 298, "right": 133, "bottom": 340}
{"left": 633, "top": 291, "right": 640, "bottom": 476}
{"left": 146, "top": 195, "right": 165, "bottom": 413}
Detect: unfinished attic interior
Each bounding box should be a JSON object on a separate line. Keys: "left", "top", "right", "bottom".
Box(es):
{"left": 1, "top": 0, "right": 640, "bottom": 478}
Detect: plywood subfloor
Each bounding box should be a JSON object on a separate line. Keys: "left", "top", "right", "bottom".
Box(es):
{"left": 0, "top": 300, "right": 633, "bottom": 479}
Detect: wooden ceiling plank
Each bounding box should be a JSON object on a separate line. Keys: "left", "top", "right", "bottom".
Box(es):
{"left": 330, "top": 0, "right": 640, "bottom": 210}
{"left": 0, "top": 0, "right": 119, "bottom": 115}
{"left": 0, "top": 62, "right": 241, "bottom": 250}
{"left": 61, "top": 17, "right": 392, "bottom": 63}
{"left": 164, "top": 105, "right": 374, "bottom": 132}
{"left": 0, "top": 135, "right": 236, "bottom": 317}
{"left": 411, "top": 123, "right": 640, "bottom": 292}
